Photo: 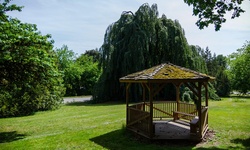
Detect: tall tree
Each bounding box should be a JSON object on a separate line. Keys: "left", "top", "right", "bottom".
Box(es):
{"left": 189, "top": 45, "right": 208, "bottom": 73}
{"left": 0, "top": 1, "right": 64, "bottom": 117}
{"left": 228, "top": 41, "right": 250, "bottom": 94}
{"left": 212, "top": 55, "right": 230, "bottom": 96}
{"left": 93, "top": 4, "right": 218, "bottom": 102}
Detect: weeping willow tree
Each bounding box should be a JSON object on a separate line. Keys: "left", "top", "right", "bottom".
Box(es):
{"left": 93, "top": 3, "right": 218, "bottom": 102}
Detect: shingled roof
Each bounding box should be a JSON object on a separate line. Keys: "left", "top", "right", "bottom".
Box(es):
{"left": 119, "top": 63, "right": 215, "bottom": 82}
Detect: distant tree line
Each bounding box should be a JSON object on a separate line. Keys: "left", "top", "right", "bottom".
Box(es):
{"left": 56, "top": 46, "right": 101, "bottom": 96}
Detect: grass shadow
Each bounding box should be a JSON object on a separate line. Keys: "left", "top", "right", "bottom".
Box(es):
{"left": 231, "top": 137, "right": 250, "bottom": 149}
{"left": 90, "top": 128, "right": 201, "bottom": 150}
{"left": 0, "top": 131, "right": 26, "bottom": 143}
{"left": 196, "top": 137, "right": 250, "bottom": 150}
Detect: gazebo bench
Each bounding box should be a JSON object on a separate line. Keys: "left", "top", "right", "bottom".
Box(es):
{"left": 173, "top": 111, "right": 196, "bottom": 121}
{"left": 190, "top": 117, "right": 199, "bottom": 134}
{"left": 173, "top": 111, "right": 199, "bottom": 134}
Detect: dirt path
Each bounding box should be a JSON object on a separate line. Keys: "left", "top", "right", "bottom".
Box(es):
{"left": 63, "top": 96, "right": 92, "bottom": 103}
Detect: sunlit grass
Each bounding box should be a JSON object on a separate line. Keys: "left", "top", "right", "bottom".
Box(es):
{"left": 0, "top": 98, "right": 249, "bottom": 149}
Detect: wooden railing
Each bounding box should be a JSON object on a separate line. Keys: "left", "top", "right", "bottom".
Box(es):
{"left": 144, "top": 101, "right": 176, "bottom": 120}
{"left": 127, "top": 101, "right": 208, "bottom": 139}
{"left": 127, "top": 106, "right": 151, "bottom": 137}
{"left": 142, "top": 101, "right": 199, "bottom": 121}
{"left": 178, "top": 102, "right": 198, "bottom": 120}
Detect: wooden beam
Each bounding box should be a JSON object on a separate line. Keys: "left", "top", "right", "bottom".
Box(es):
{"left": 198, "top": 82, "right": 202, "bottom": 138}
{"left": 153, "top": 83, "right": 166, "bottom": 97}
{"left": 126, "top": 83, "right": 131, "bottom": 126}
{"left": 149, "top": 83, "right": 153, "bottom": 139}
{"left": 143, "top": 83, "right": 150, "bottom": 92}
{"left": 204, "top": 82, "right": 208, "bottom": 106}
{"left": 141, "top": 83, "right": 146, "bottom": 111}
{"left": 126, "top": 83, "right": 131, "bottom": 106}
{"left": 190, "top": 82, "right": 198, "bottom": 91}
{"left": 127, "top": 114, "right": 150, "bottom": 126}
{"left": 204, "top": 82, "right": 209, "bottom": 125}
{"left": 184, "top": 83, "right": 198, "bottom": 97}
{"left": 173, "top": 82, "right": 182, "bottom": 112}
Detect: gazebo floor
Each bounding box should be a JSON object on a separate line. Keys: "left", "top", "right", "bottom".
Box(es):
{"left": 153, "top": 120, "right": 194, "bottom": 140}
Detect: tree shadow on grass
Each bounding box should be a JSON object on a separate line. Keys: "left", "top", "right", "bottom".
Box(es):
{"left": 230, "top": 137, "right": 250, "bottom": 149}
{"left": 90, "top": 128, "right": 202, "bottom": 150}
{"left": 195, "top": 137, "right": 250, "bottom": 150}
{"left": 0, "top": 131, "right": 26, "bottom": 143}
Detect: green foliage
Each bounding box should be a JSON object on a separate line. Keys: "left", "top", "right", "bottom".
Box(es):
{"left": 55, "top": 45, "right": 83, "bottom": 96}
{"left": 56, "top": 45, "right": 77, "bottom": 71}
{"left": 0, "top": 0, "right": 23, "bottom": 21}
{"left": 184, "top": 0, "right": 245, "bottom": 31}
{"left": 188, "top": 45, "right": 208, "bottom": 73}
{"left": 56, "top": 46, "right": 101, "bottom": 96}
{"left": 76, "top": 54, "right": 101, "bottom": 95}
{"left": 181, "top": 87, "right": 192, "bottom": 102}
{"left": 94, "top": 3, "right": 219, "bottom": 102}
{"left": 228, "top": 41, "right": 250, "bottom": 94}
{"left": 197, "top": 46, "right": 230, "bottom": 97}
{"left": 0, "top": 2, "right": 65, "bottom": 117}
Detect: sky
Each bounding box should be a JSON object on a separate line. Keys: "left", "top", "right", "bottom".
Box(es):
{"left": 7, "top": 0, "right": 250, "bottom": 56}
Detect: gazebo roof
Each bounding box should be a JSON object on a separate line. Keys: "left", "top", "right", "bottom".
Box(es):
{"left": 120, "top": 63, "right": 215, "bottom": 83}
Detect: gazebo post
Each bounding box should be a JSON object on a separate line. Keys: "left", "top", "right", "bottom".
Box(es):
{"left": 204, "top": 82, "right": 209, "bottom": 125}
{"left": 198, "top": 82, "right": 202, "bottom": 138}
{"left": 174, "top": 82, "right": 182, "bottom": 112}
{"left": 149, "top": 83, "right": 154, "bottom": 139}
{"left": 141, "top": 83, "right": 146, "bottom": 111}
{"left": 205, "top": 82, "right": 208, "bottom": 107}
{"left": 126, "top": 83, "right": 131, "bottom": 126}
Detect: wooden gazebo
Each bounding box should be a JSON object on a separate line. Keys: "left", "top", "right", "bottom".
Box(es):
{"left": 119, "top": 63, "right": 215, "bottom": 140}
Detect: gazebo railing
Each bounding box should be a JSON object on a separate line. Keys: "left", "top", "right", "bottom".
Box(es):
{"left": 127, "top": 106, "right": 151, "bottom": 137}
{"left": 142, "top": 101, "right": 199, "bottom": 120}
{"left": 144, "top": 101, "right": 176, "bottom": 120}
{"left": 127, "top": 101, "right": 207, "bottom": 139}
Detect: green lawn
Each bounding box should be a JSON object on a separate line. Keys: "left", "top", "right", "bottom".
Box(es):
{"left": 0, "top": 98, "right": 249, "bottom": 150}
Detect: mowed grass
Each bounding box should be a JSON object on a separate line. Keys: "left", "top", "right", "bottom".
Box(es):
{"left": 0, "top": 98, "right": 249, "bottom": 150}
